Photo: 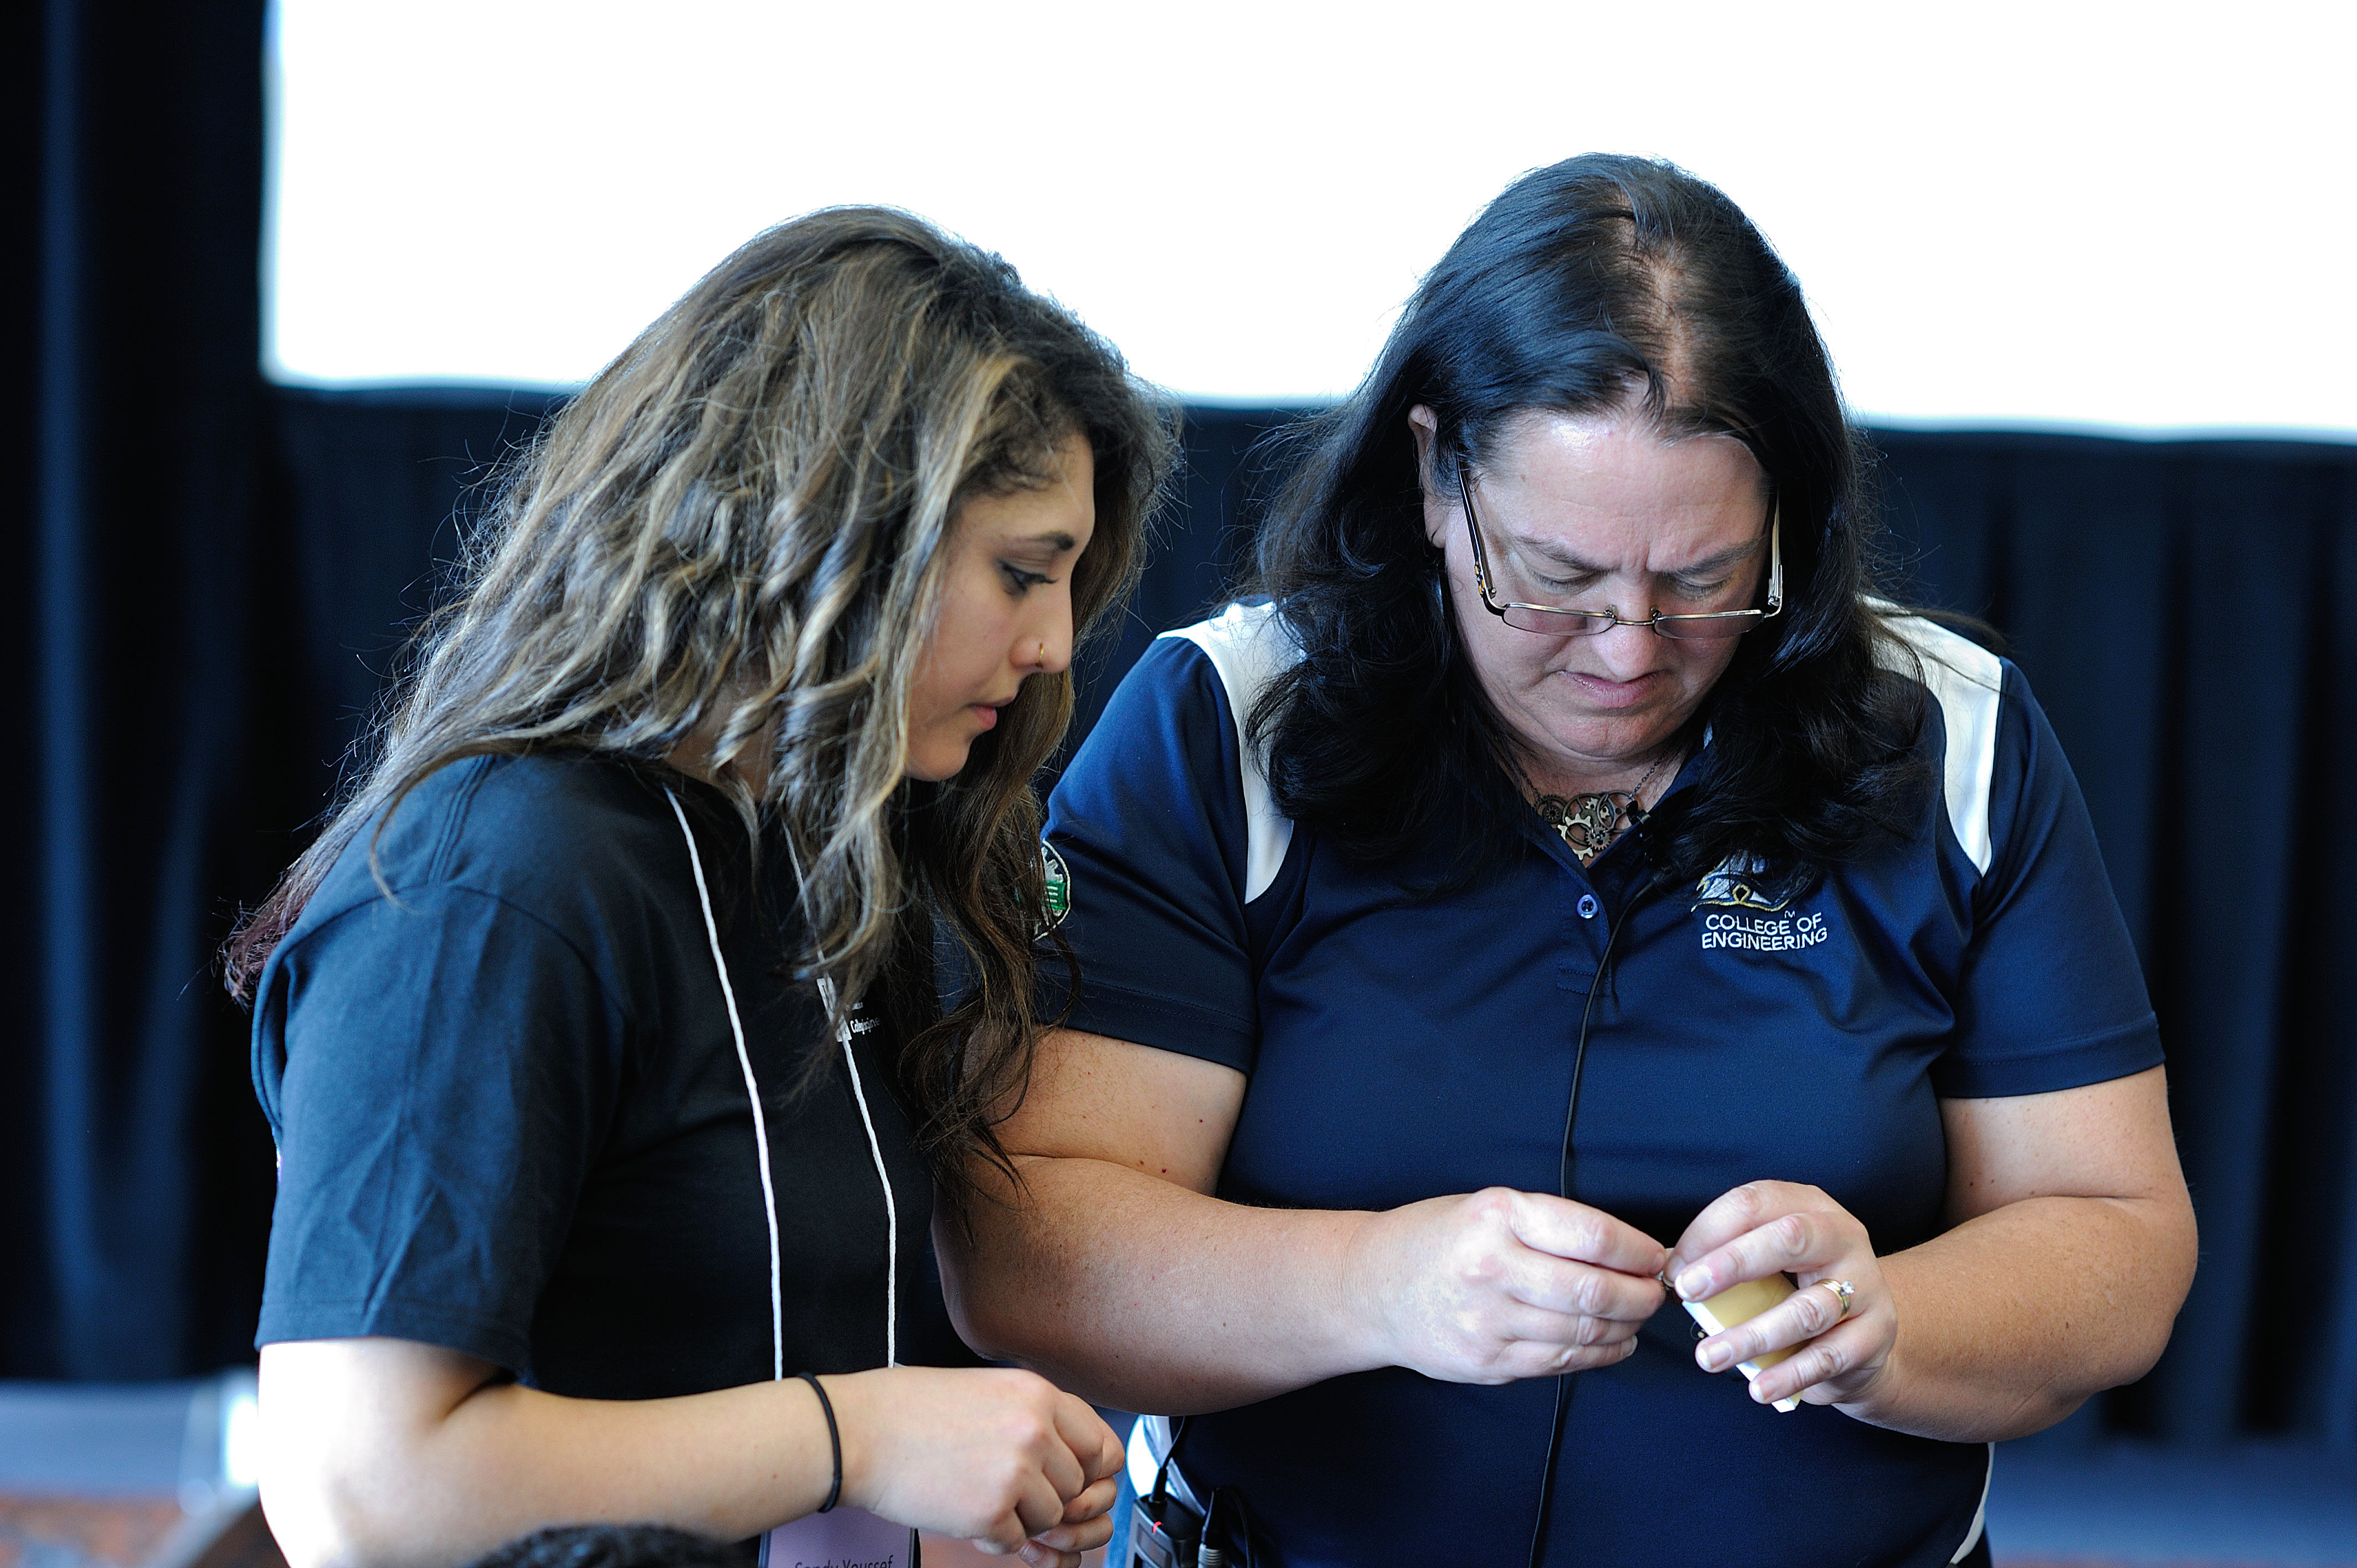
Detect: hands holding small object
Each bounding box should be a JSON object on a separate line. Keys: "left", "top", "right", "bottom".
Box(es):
{"left": 1339, "top": 1178, "right": 1895, "bottom": 1416}
{"left": 1665, "top": 1180, "right": 1894, "bottom": 1412}
{"left": 1342, "top": 1186, "right": 1669, "bottom": 1385}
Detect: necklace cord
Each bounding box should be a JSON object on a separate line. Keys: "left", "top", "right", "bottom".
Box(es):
{"left": 778, "top": 831, "right": 901, "bottom": 1370}
{"left": 668, "top": 787, "right": 901, "bottom": 1397}
{"left": 1536, "top": 750, "right": 1675, "bottom": 863}
{"left": 828, "top": 970, "right": 901, "bottom": 1368}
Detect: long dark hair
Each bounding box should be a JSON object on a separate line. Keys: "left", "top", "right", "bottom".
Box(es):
{"left": 226, "top": 208, "right": 1176, "bottom": 1208}
{"left": 1248, "top": 154, "right": 1927, "bottom": 891}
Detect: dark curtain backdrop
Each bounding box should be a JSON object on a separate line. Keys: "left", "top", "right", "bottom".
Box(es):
{"left": 12, "top": 0, "right": 2357, "bottom": 1456}
{"left": 9, "top": 0, "right": 278, "bottom": 1380}
{"left": 1870, "top": 431, "right": 2357, "bottom": 1446}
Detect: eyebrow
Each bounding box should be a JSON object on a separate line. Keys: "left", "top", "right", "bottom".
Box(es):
{"left": 1507, "top": 530, "right": 1763, "bottom": 578}
{"left": 1001, "top": 530, "right": 1079, "bottom": 554}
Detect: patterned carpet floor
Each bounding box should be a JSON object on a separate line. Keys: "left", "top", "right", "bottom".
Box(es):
{"left": 6, "top": 1380, "right": 2356, "bottom": 1568}
{"left": 0, "top": 1492, "right": 2350, "bottom": 1568}
{"left": 0, "top": 1497, "right": 184, "bottom": 1568}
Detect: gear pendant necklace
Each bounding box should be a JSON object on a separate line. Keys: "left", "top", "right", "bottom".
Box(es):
{"left": 1535, "top": 751, "right": 1673, "bottom": 865}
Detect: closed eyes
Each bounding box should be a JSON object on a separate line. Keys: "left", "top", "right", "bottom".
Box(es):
{"left": 1527, "top": 567, "right": 1734, "bottom": 602}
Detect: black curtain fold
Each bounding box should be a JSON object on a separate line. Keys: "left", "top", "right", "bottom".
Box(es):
{"left": 1875, "top": 431, "right": 2357, "bottom": 1445}
{"left": 9, "top": 0, "right": 277, "bottom": 1378}
{"left": 11, "top": 0, "right": 2356, "bottom": 1455}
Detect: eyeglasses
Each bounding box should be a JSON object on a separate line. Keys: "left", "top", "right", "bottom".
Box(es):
{"left": 1458, "top": 471, "right": 1783, "bottom": 640}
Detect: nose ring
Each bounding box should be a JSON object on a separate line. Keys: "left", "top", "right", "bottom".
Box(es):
{"left": 1037, "top": 640, "right": 1048, "bottom": 665}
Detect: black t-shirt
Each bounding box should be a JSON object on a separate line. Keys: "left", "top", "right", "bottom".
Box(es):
{"left": 251, "top": 752, "right": 959, "bottom": 1399}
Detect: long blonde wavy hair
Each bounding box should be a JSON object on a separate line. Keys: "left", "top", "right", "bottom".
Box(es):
{"left": 227, "top": 208, "right": 1175, "bottom": 1204}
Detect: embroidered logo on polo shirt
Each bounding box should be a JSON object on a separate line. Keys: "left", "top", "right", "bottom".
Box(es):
{"left": 1700, "top": 908, "right": 1829, "bottom": 953}
{"left": 1691, "top": 853, "right": 1790, "bottom": 913}
{"left": 1692, "top": 853, "right": 1829, "bottom": 954}
{"left": 1037, "top": 839, "right": 1071, "bottom": 937}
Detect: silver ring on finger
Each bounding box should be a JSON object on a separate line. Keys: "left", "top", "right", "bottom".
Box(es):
{"left": 1823, "top": 1278, "right": 1856, "bottom": 1321}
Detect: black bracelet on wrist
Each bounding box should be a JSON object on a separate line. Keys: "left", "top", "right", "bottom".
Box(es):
{"left": 794, "top": 1372, "right": 841, "bottom": 1514}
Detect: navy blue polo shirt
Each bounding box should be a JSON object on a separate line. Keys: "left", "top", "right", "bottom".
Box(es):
{"left": 1045, "top": 602, "right": 2162, "bottom": 1568}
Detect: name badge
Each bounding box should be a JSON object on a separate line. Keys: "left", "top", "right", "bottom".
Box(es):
{"left": 758, "top": 1509, "right": 915, "bottom": 1568}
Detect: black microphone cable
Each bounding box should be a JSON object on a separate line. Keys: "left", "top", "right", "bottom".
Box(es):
{"left": 1524, "top": 819, "right": 1673, "bottom": 1568}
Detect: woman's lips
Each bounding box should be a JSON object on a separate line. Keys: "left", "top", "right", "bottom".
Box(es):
{"left": 969, "top": 704, "right": 999, "bottom": 730}
{"left": 1561, "top": 670, "right": 1660, "bottom": 710}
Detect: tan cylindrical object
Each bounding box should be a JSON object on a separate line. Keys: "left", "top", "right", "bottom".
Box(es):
{"left": 1680, "top": 1272, "right": 1803, "bottom": 1412}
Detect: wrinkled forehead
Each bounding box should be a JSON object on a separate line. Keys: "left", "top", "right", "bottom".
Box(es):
{"left": 1473, "top": 408, "right": 1770, "bottom": 519}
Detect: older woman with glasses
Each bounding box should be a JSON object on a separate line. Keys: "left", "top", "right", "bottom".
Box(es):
{"left": 943, "top": 156, "right": 2196, "bottom": 1567}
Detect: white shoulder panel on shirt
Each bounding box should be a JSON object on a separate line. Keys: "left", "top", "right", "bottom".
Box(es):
{"left": 1873, "top": 608, "right": 2005, "bottom": 876}
{"left": 1161, "top": 602, "right": 1304, "bottom": 904}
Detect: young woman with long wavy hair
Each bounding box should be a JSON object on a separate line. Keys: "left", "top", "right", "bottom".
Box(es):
{"left": 227, "top": 208, "right": 1172, "bottom": 1568}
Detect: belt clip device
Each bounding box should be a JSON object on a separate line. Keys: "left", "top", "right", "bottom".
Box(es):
{"left": 1129, "top": 1414, "right": 1201, "bottom": 1568}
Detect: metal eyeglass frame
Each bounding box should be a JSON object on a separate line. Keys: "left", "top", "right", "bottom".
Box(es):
{"left": 1457, "top": 470, "right": 1783, "bottom": 640}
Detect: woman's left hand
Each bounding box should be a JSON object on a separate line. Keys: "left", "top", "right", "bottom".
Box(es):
{"left": 1666, "top": 1181, "right": 1897, "bottom": 1411}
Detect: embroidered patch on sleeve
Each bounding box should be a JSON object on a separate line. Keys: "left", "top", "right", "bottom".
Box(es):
{"left": 1037, "top": 839, "right": 1071, "bottom": 937}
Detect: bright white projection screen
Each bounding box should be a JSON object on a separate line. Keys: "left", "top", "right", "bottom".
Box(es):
{"left": 266, "top": 1, "right": 2356, "bottom": 438}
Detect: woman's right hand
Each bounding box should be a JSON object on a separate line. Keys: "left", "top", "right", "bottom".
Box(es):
{"left": 1343, "top": 1187, "right": 1668, "bottom": 1384}
{"left": 827, "top": 1366, "right": 1124, "bottom": 1566}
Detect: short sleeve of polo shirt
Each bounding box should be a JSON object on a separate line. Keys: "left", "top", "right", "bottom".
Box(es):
{"left": 254, "top": 884, "right": 626, "bottom": 1374}
{"left": 1044, "top": 637, "right": 1260, "bottom": 1074}
{"left": 1930, "top": 658, "right": 2164, "bottom": 1098}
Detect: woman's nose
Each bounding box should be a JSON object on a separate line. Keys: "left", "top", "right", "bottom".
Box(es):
{"left": 1588, "top": 617, "right": 1664, "bottom": 675}
{"left": 1023, "top": 601, "right": 1075, "bottom": 675}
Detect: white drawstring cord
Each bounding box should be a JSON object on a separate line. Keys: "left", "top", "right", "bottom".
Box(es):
{"left": 666, "top": 787, "right": 784, "bottom": 1380}
{"left": 670, "top": 788, "right": 899, "bottom": 1373}
{"left": 821, "top": 973, "right": 899, "bottom": 1368}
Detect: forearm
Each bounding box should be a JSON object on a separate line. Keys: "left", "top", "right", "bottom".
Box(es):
{"left": 264, "top": 1360, "right": 844, "bottom": 1568}
{"left": 1857, "top": 1192, "right": 2194, "bottom": 1442}
{"left": 946, "top": 1155, "right": 1376, "bottom": 1414}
